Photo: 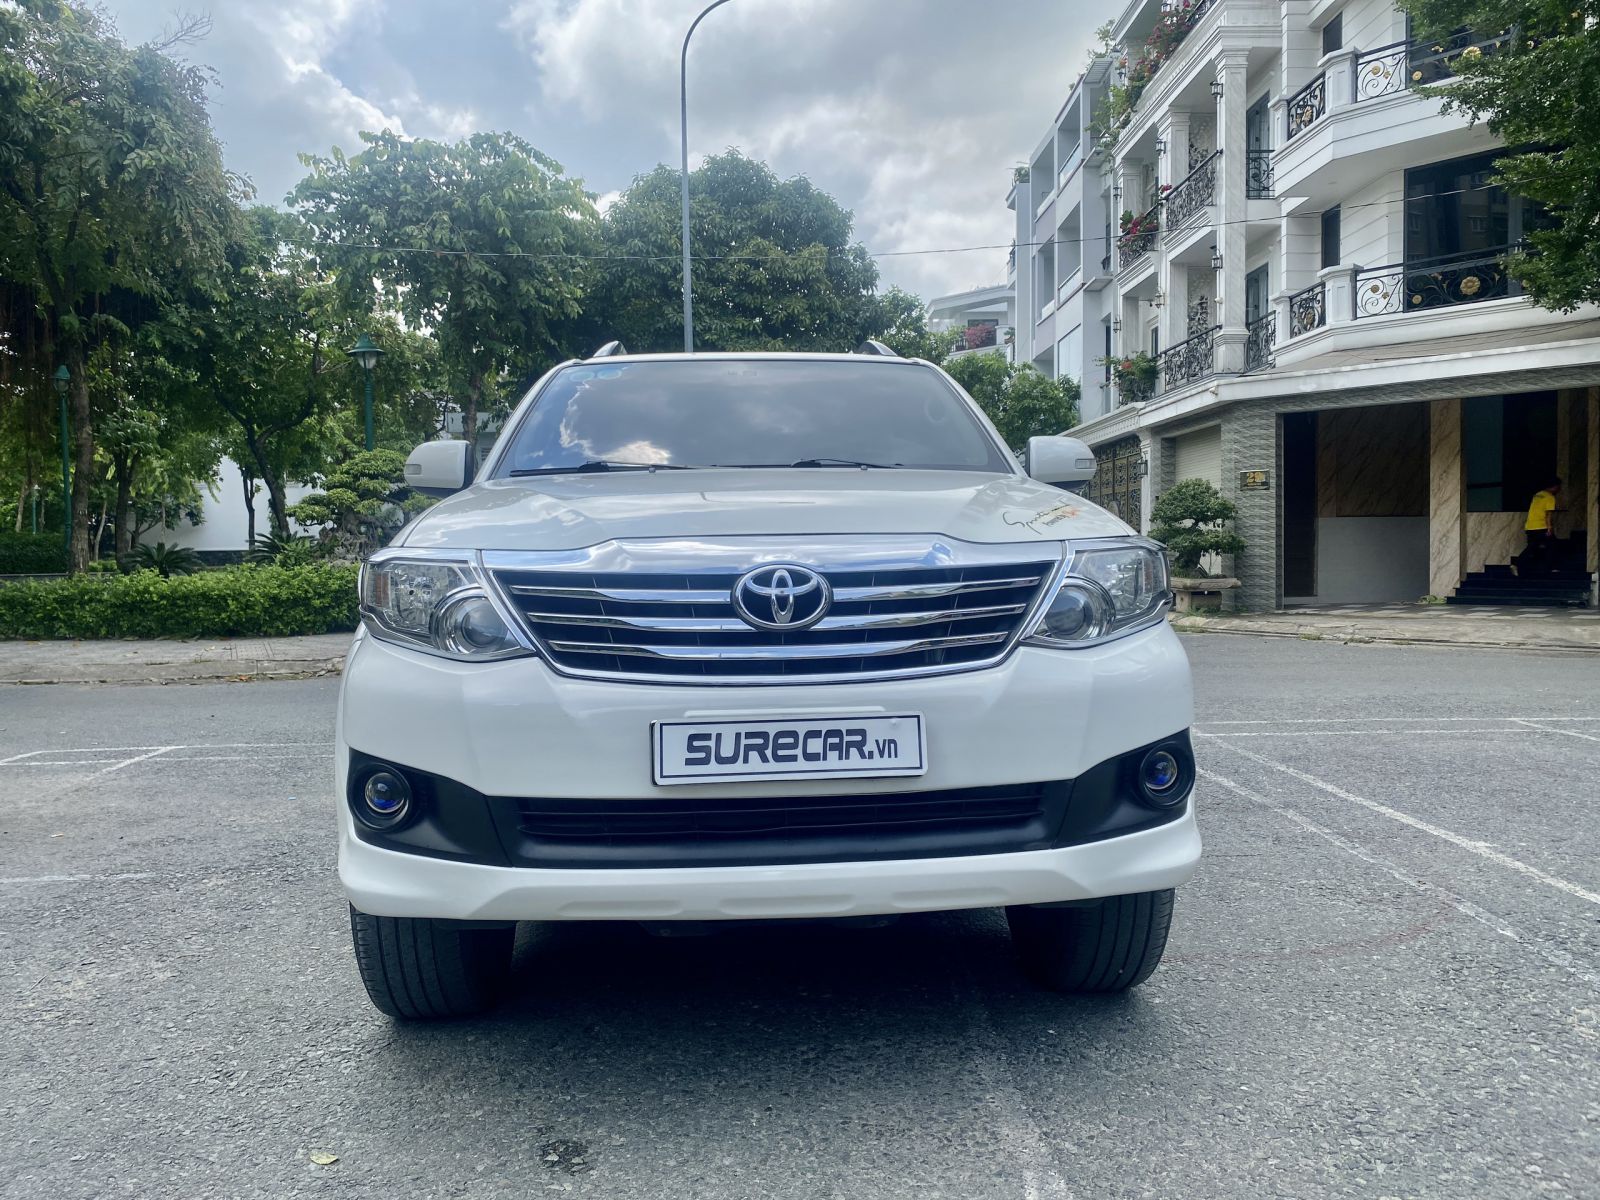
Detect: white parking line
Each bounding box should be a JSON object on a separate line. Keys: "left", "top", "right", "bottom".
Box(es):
{"left": 1201, "top": 716, "right": 1600, "bottom": 725}
{"left": 1200, "top": 768, "right": 1600, "bottom": 990}
{"left": 1197, "top": 728, "right": 1530, "bottom": 738}
{"left": 96, "top": 746, "right": 180, "bottom": 775}
{"left": 1511, "top": 719, "right": 1600, "bottom": 743}
{"left": 1200, "top": 736, "right": 1600, "bottom": 909}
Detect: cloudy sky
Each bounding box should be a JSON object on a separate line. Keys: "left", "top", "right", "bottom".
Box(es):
{"left": 102, "top": 0, "right": 1099, "bottom": 299}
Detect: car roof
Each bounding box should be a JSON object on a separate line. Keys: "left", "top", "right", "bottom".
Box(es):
{"left": 573, "top": 351, "right": 929, "bottom": 366}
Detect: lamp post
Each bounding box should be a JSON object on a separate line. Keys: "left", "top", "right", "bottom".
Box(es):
{"left": 52, "top": 365, "right": 70, "bottom": 560}
{"left": 345, "top": 334, "right": 384, "bottom": 451}
{"left": 680, "top": 0, "right": 737, "bottom": 353}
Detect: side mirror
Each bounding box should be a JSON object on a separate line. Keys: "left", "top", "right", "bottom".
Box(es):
{"left": 405, "top": 440, "right": 472, "bottom": 497}
{"left": 1026, "top": 435, "right": 1097, "bottom": 490}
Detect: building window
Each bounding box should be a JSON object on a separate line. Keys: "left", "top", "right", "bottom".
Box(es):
{"left": 1404, "top": 151, "right": 1546, "bottom": 265}
{"left": 1320, "top": 206, "right": 1341, "bottom": 269}
{"left": 1462, "top": 392, "right": 1557, "bottom": 513}
{"left": 1321, "top": 14, "right": 1342, "bottom": 55}
{"left": 1103, "top": 323, "right": 1113, "bottom": 382}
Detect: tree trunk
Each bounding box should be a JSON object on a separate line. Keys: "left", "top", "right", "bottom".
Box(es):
{"left": 13, "top": 480, "right": 25, "bottom": 534}
{"left": 67, "top": 342, "right": 94, "bottom": 574}
{"left": 94, "top": 497, "right": 109, "bottom": 561}
{"left": 241, "top": 466, "right": 256, "bottom": 547}
{"left": 463, "top": 371, "right": 483, "bottom": 460}
{"left": 112, "top": 451, "right": 134, "bottom": 561}
{"left": 237, "top": 428, "right": 289, "bottom": 539}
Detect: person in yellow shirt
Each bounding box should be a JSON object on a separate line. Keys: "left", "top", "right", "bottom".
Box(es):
{"left": 1522, "top": 477, "right": 1561, "bottom": 575}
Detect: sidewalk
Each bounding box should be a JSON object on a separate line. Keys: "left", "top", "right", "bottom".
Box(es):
{"left": 0, "top": 633, "right": 353, "bottom": 685}
{"left": 1173, "top": 602, "right": 1600, "bottom": 654}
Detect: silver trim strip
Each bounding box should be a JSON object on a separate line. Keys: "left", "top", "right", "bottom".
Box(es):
{"left": 546, "top": 631, "right": 1009, "bottom": 662}
{"left": 508, "top": 575, "right": 1043, "bottom": 606}
{"left": 521, "top": 602, "right": 1030, "bottom": 634}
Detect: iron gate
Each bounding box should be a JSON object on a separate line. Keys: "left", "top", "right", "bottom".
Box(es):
{"left": 1086, "top": 436, "right": 1143, "bottom": 526}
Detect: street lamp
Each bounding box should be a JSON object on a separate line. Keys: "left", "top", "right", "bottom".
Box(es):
{"left": 52, "top": 365, "right": 70, "bottom": 559}
{"left": 345, "top": 334, "right": 384, "bottom": 451}
{"left": 680, "top": 0, "right": 737, "bottom": 353}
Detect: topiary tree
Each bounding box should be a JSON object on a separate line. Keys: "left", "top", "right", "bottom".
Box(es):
{"left": 1149, "top": 478, "right": 1245, "bottom": 577}
{"left": 288, "top": 449, "right": 434, "bottom": 560}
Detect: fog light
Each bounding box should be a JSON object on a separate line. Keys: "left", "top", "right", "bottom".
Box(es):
{"left": 358, "top": 769, "right": 412, "bottom": 829}
{"left": 1137, "top": 746, "right": 1188, "bottom": 808}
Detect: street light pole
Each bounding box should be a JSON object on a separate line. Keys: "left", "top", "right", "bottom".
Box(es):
{"left": 345, "top": 335, "right": 385, "bottom": 451}
{"left": 52, "top": 365, "right": 70, "bottom": 561}
{"left": 680, "top": 0, "right": 736, "bottom": 354}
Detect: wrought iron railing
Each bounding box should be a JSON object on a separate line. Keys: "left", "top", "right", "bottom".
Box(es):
{"left": 1116, "top": 374, "right": 1157, "bottom": 406}
{"left": 1117, "top": 202, "right": 1161, "bottom": 271}
{"left": 1353, "top": 249, "right": 1512, "bottom": 319}
{"left": 1165, "top": 151, "right": 1220, "bottom": 231}
{"left": 1354, "top": 30, "right": 1514, "bottom": 102}
{"left": 1158, "top": 325, "right": 1218, "bottom": 391}
{"left": 1245, "top": 312, "right": 1276, "bottom": 371}
{"left": 1288, "top": 281, "right": 1326, "bottom": 336}
{"left": 1246, "top": 149, "right": 1274, "bottom": 199}
{"left": 1285, "top": 73, "right": 1326, "bottom": 140}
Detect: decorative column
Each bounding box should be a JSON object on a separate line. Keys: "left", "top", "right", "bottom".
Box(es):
{"left": 1428, "top": 398, "right": 1464, "bottom": 599}
{"left": 1214, "top": 49, "right": 1250, "bottom": 374}
{"left": 1157, "top": 112, "right": 1192, "bottom": 355}
{"left": 1223, "top": 404, "right": 1279, "bottom": 611}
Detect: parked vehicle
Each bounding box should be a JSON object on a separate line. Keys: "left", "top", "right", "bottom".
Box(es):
{"left": 337, "top": 346, "right": 1199, "bottom": 1018}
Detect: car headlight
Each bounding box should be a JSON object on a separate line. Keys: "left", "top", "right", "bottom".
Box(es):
{"left": 359, "top": 552, "right": 532, "bottom": 661}
{"left": 1025, "top": 538, "right": 1171, "bottom": 648}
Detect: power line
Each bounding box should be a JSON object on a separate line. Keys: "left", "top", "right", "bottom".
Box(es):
{"left": 304, "top": 182, "right": 1508, "bottom": 266}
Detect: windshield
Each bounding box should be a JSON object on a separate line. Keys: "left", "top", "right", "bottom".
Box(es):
{"left": 493, "top": 359, "right": 1011, "bottom": 476}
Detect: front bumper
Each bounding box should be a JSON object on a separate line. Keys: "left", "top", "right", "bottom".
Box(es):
{"left": 335, "top": 621, "right": 1200, "bottom": 920}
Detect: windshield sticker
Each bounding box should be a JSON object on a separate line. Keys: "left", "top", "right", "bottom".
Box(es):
{"left": 1003, "top": 501, "right": 1081, "bottom": 535}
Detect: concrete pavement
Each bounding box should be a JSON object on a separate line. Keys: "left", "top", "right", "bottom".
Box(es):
{"left": 0, "top": 632, "right": 352, "bottom": 684}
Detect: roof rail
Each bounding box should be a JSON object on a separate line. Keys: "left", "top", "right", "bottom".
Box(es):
{"left": 590, "top": 340, "right": 629, "bottom": 358}
{"left": 854, "top": 339, "right": 899, "bottom": 357}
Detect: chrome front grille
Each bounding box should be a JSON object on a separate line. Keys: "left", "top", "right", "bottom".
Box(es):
{"left": 490, "top": 556, "right": 1058, "bottom": 682}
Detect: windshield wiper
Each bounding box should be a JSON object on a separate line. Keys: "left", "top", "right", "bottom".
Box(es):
{"left": 509, "top": 460, "right": 693, "bottom": 476}
{"left": 789, "top": 457, "right": 902, "bottom": 469}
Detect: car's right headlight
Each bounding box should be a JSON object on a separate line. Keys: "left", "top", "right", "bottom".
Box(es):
{"left": 1024, "top": 538, "right": 1171, "bottom": 649}
{"left": 359, "top": 551, "right": 533, "bottom": 662}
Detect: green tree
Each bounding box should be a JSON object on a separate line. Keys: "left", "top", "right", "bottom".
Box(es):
{"left": 591, "top": 151, "right": 881, "bottom": 353}
{"left": 944, "top": 355, "right": 1080, "bottom": 450}
{"left": 294, "top": 130, "right": 597, "bottom": 447}
{"left": 1149, "top": 478, "right": 1246, "bottom": 576}
{"left": 868, "top": 287, "right": 960, "bottom": 362}
{"left": 0, "top": 3, "right": 239, "bottom": 570}
{"left": 1399, "top": 0, "right": 1599, "bottom": 309}
{"left": 288, "top": 448, "right": 432, "bottom": 560}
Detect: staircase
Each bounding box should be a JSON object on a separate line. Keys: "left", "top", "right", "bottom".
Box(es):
{"left": 1448, "top": 536, "right": 1592, "bottom": 607}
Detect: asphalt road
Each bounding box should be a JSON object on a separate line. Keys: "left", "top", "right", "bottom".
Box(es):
{"left": 3, "top": 635, "right": 1598, "bottom": 1200}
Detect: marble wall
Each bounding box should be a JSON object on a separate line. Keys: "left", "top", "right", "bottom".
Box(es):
{"left": 1463, "top": 512, "right": 1526, "bottom": 575}
{"left": 1428, "top": 398, "right": 1464, "bottom": 597}
{"left": 1317, "top": 404, "right": 1428, "bottom": 518}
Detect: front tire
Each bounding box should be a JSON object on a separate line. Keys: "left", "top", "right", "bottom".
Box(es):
{"left": 1006, "top": 890, "right": 1174, "bottom": 993}
{"left": 348, "top": 906, "right": 514, "bottom": 1019}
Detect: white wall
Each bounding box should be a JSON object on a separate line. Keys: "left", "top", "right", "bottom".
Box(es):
{"left": 163, "top": 457, "right": 317, "bottom": 553}
{"left": 1310, "top": 516, "right": 1430, "bottom": 603}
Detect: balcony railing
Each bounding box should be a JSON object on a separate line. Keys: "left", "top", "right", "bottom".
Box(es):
{"left": 1285, "top": 73, "right": 1327, "bottom": 140}
{"left": 1288, "top": 281, "right": 1327, "bottom": 337}
{"left": 1116, "top": 374, "right": 1157, "bottom": 406}
{"left": 1164, "top": 151, "right": 1220, "bottom": 232}
{"left": 1245, "top": 149, "right": 1274, "bottom": 199}
{"left": 1057, "top": 143, "right": 1083, "bottom": 191}
{"left": 1354, "top": 30, "right": 1514, "bottom": 102}
{"left": 1245, "top": 312, "right": 1276, "bottom": 371}
{"left": 1354, "top": 249, "right": 1512, "bottom": 318}
{"left": 1159, "top": 325, "right": 1218, "bottom": 392}
{"left": 1117, "top": 202, "right": 1161, "bottom": 272}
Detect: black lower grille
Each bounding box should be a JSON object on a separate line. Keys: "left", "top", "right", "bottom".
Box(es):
{"left": 497, "top": 783, "right": 1064, "bottom": 868}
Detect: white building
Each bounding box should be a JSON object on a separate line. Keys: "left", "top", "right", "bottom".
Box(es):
{"left": 1032, "top": 0, "right": 1597, "bottom": 609}
{"left": 928, "top": 284, "right": 1015, "bottom": 362}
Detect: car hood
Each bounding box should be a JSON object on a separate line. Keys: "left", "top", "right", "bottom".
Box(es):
{"left": 396, "top": 469, "right": 1134, "bottom": 551}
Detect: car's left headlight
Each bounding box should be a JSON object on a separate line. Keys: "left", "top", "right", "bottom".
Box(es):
{"left": 1024, "top": 538, "right": 1171, "bottom": 648}
{"left": 359, "top": 551, "right": 533, "bottom": 662}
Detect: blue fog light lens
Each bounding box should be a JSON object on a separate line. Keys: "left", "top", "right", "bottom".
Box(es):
{"left": 1141, "top": 749, "right": 1182, "bottom": 801}
{"left": 360, "top": 770, "right": 411, "bottom": 826}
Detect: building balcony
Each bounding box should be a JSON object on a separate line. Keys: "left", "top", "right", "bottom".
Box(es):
{"left": 1158, "top": 324, "right": 1218, "bottom": 393}
{"left": 1272, "top": 35, "right": 1503, "bottom": 208}
{"left": 1163, "top": 150, "right": 1219, "bottom": 235}
{"left": 1117, "top": 201, "right": 1161, "bottom": 273}
{"left": 1244, "top": 311, "right": 1275, "bottom": 372}
{"left": 1245, "top": 149, "right": 1273, "bottom": 199}
{"left": 1288, "top": 280, "right": 1327, "bottom": 337}
{"left": 1353, "top": 248, "right": 1516, "bottom": 319}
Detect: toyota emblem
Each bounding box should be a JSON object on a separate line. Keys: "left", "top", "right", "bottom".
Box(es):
{"left": 731, "top": 565, "right": 831, "bottom": 631}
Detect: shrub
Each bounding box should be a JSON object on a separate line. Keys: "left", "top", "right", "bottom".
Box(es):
{"left": 0, "top": 533, "right": 69, "bottom": 574}
{"left": 247, "top": 533, "right": 322, "bottom": 566}
{"left": 289, "top": 449, "right": 433, "bottom": 560}
{"left": 0, "top": 564, "right": 361, "bottom": 640}
{"left": 134, "top": 541, "right": 202, "bottom": 578}
{"left": 1149, "top": 477, "right": 1246, "bottom": 576}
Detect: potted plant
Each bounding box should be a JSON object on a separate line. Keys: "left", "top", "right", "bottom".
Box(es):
{"left": 1149, "top": 477, "right": 1245, "bottom": 612}
{"left": 1103, "top": 351, "right": 1159, "bottom": 404}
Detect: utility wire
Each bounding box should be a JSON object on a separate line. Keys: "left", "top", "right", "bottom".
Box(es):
{"left": 304, "top": 182, "right": 1511, "bottom": 264}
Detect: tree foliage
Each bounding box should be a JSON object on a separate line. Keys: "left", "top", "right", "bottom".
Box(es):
{"left": 289, "top": 449, "right": 432, "bottom": 559}
{"left": 591, "top": 151, "right": 881, "bottom": 353}
{"left": 1149, "top": 478, "right": 1246, "bottom": 576}
{"left": 1400, "top": 0, "right": 1600, "bottom": 310}
{"left": 868, "top": 287, "right": 960, "bottom": 362}
{"left": 943, "top": 354, "right": 1080, "bottom": 450}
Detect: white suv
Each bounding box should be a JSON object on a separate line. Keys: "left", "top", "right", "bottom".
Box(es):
{"left": 337, "top": 348, "right": 1199, "bottom": 1018}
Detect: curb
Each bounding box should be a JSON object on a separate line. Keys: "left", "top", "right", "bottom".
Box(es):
{"left": 0, "top": 655, "right": 348, "bottom": 687}
{"left": 1171, "top": 615, "right": 1600, "bottom": 655}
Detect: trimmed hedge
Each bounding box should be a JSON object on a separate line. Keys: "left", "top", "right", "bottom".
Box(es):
{"left": 0, "top": 564, "right": 360, "bottom": 640}
{"left": 0, "top": 532, "right": 70, "bottom": 575}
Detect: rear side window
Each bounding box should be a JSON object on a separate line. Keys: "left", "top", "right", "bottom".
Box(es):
{"left": 495, "top": 360, "right": 1011, "bottom": 475}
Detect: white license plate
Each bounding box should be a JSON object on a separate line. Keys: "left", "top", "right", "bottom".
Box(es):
{"left": 652, "top": 714, "right": 926, "bottom": 786}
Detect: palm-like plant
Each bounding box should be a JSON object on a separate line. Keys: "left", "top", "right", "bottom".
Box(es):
{"left": 133, "top": 541, "right": 202, "bottom": 578}
{"left": 246, "top": 533, "right": 320, "bottom": 566}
